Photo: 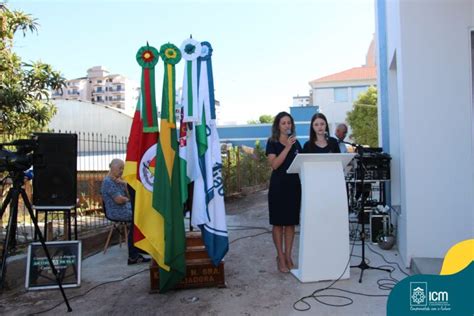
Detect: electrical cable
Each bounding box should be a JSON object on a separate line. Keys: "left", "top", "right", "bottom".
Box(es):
{"left": 292, "top": 236, "right": 409, "bottom": 312}
{"left": 7, "top": 225, "right": 270, "bottom": 314}
{"left": 31, "top": 267, "right": 149, "bottom": 315}
{"left": 229, "top": 230, "right": 271, "bottom": 245}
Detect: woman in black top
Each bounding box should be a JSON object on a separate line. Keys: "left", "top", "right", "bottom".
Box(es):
{"left": 303, "top": 113, "right": 341, "bottom": 154}
{"left": 265, "top": 112, "right": 302, "bottom": 273}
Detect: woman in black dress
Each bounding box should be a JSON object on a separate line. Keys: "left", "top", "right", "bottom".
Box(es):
{"left": 303, "top": 113, "right": 341, "bottom": 154}
{"left": 266, "top": 112, "right": 302, "bottom": 273}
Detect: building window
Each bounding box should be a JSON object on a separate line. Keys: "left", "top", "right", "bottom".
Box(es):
{"left": 97, "top": 87, "right": 102, "bottom": 92}
{"left": 334, "top": 88, "right": 348, "bottom": 102}
{"left": 97, "top": 80, "right": 102, "bottom": 83}
{"left": 351, "top": 86, "right": 368, "bottom": 101}
{"left": 116, "top": 85, "right": 122, "bottom": 91}
{"left": 97, "top": 96, "right": 103, "bottom": 102}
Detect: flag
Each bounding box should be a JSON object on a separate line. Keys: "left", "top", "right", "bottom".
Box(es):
{"left": 192, "top": 121, "right": 229, "bottom": 266}
{"left": 178, "top": 107, "right": 199, "bottom": 204}
{"left": 191, "top": 41, "right": 229, "bottom": 266}
{"left": 153, "top": 43, "right": 186, "bottom": 292}
{"left": 123, "top": 98, "right": 167, "bottom": 268}
{"left": 180, "top": 38, "right": 202, "bottom": 123}
{"left": 123, "top": 45, "right": 167, "bottom": 269}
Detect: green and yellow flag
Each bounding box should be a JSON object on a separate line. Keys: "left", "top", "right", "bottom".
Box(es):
{"left": 153, "top": 43, "right": 186, "bottom": 292}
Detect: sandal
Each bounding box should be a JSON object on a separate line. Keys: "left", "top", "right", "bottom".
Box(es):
{"left": 128, "top": 254, "right": 151, "bottom": 265}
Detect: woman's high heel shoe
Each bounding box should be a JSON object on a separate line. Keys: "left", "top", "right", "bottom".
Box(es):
{"left": 276, "top": 256, "right": 289, "bottom": 273}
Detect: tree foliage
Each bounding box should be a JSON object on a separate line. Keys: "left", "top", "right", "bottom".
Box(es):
{"left": 346, "top": 86, "right": 378, "bottom": 147}
{"left": 247, "top": 114, "right": 274, "bottom": 124}
{"left": 0, "top": 4, "right": 66, "bottom": 134}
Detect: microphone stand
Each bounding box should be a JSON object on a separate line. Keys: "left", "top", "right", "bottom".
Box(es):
{"left": 341, "top": 140, "right": 391, "bottom": 283}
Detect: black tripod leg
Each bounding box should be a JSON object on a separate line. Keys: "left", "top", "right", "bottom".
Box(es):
{"left": 367, "top": 266, "right": 392, "bottom": 273}
{"left": 0, "top": 189, "right": 13, "bottom": 218}
{"left": 0, "top": 188, "right": 17, "bottom": 288}
{"left": 359, "top": 269, "right": 364, "bottom": 283}
{"left": 20, "top": 190, "right": 72, "bottom": 312}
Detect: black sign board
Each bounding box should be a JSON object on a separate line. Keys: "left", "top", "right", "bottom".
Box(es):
{"left": 26, "top": 241, "right": 81, "bottom": 290}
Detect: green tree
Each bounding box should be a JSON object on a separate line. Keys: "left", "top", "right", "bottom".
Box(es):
{"left": 346, "top": 86, "right": 378, "bottom": 147}
{"left": 0, "top": 4, "right": 66, "bottom": 134}
{"left": 247, "top": 114, "right": 274, "bottom": 124}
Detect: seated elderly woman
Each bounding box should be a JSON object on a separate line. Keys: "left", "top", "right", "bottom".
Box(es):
{"left": 101, "top": 158, "right": 150, "bottom": 265}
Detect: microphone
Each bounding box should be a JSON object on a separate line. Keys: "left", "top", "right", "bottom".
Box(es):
{"left": 286, "top": 129, "right": 292, "bottom": 137}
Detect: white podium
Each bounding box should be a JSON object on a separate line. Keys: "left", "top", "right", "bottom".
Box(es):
{"left": 287, "top": 153, "right": 355, "bottom": 282}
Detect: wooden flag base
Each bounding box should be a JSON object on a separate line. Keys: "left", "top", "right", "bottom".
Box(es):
{"left": 150, "top": 231, "right": 226, "bottom": 292}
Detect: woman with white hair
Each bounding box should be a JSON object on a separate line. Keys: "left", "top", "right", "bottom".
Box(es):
{"left": 101, "top": 158, "right": 150, "bottom": 265}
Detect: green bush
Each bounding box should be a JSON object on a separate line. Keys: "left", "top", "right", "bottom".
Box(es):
{"left": 222, "top": 141, "right": 271, "bottom": 197}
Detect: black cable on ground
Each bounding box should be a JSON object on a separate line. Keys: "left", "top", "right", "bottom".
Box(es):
{"left": 292, "top": 233, "right": 409, "bottom": 312}
{"left": 229, "top": 230, "right": 271, "bottom": 244}
{"left": 28, "top": 226, "right": 272, "bottom": 314}
{"left": 31, "top": 267, "right": 149, "bottom": 315}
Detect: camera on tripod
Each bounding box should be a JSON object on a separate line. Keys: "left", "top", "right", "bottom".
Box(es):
{"left": 0, "top": 138, "right": 38, "bottom": 174}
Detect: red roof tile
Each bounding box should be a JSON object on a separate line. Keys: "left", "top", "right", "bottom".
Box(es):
{"left": 310, "top": 66, "right": 377, "bottom": 84}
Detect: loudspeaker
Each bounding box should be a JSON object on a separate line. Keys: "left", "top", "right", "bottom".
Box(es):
{"left": 33, "top": 133, "right": 77, "bottom": 208}
{"left": 370, "top": 214, "right": 390, "bottom": 243}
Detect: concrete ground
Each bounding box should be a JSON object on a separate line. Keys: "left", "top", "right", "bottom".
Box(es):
{"left": 0, "top": 189, "right": 411, "bottom": 315}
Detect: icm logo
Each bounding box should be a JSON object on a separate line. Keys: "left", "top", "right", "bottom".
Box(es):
{"left": 409, "top": 282, "right": 450, "bottom": 311}
{"left": 410, "top": 282, "right": 427, "bottom": 306}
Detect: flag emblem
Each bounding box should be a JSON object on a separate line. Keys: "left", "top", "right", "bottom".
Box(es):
{"left": 138, "top": 144, "right": 157, "bottom": 192}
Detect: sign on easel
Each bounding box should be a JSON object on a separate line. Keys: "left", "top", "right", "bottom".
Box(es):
{"left": 25, "top": 240, "right": 82, "bottom": 290}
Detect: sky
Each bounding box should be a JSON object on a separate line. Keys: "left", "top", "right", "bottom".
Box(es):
{"left": 9, "top": 0, "right": 375, "bottom": 124}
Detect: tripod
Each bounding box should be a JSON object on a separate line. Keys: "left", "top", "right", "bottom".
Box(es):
{"left": 0, "top": 171, "right": 71, "bottom": 311}
{"left": 348, "top": 145, "right": 391, "bottom": 283}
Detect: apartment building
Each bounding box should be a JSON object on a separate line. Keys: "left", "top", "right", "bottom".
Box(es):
{"left": 52, "top": 66, "right": 139, "bottom": 115}
{"left": 292, "top": 95, "right": 311, "bottom": 107}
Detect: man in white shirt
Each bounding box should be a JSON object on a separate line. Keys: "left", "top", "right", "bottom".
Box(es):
{"left": 335, "top": 123, "right": 348, "bottom": 153}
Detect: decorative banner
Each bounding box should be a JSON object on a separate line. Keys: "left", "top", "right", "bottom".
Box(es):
{"left": 123, "top": 97, "right": 166, "bottom": 270}
{"left": 136, "top": 45, "right": 160, "bottom": 132}
{"left": 153, "top": 43, "right": 186, "bottom": 292}
{"left": 191, "top": 41, "right": 229, "bottom": 266}
{"left": 198, "top": 41, "right": 216, "bottom": 121}
{"left": 180, "top": 38, "right": 202, "bottom": 123}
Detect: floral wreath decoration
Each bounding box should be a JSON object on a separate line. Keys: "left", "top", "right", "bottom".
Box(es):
{"left": 180, "top": 38, "right": 202, "bottom": 61}
{"left": 159, "top": 43, "right": 182, "bottom": 65}
{"left": 199, "top": 41, "right": 213, "bottom": 60}
{"left": 136, "top": 45, "right": 159, "bottom": 68}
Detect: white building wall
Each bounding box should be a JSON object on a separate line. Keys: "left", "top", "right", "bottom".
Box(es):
{"left": 313, "top": 82, "right": 374, "bottom": 137}
{"left": 124, "top": 78, "right": 140, "bottom": 115}
{"left": 49, "top": 100, "right": 133, "bottom": 140}
{"left": 382, "top": 0, "right": 474, "bottom": 266}
{"left": 292, "top": 96, "right": 310, "bottom": 107}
